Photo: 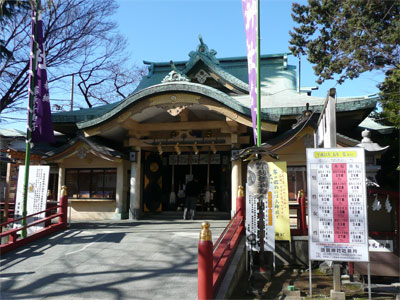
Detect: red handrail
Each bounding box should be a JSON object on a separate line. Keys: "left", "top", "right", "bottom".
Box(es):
{"left": 212, "top": 209, "right": 244, "bottom": 293}
{"left": 0, "top": 190, "right": 68, "bottom": 255}
{"left": 0, "top": 205, "right": 61, "bottom": 228}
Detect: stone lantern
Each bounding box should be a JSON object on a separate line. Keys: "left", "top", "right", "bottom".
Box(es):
{"left": 356, "top": 129, "right": 389, "bottom": 187}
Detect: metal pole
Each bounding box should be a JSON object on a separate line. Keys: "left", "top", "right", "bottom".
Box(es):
{"left": 22, "top": 0, "right": 40, "bottom": 238}
{"left": 256, "top": 0, "right": 261, "bottom": 147}
{"left": 309, "top": 259, "right": 312, "bottom": 297}
{"left": 297, "top": 55, "right": 301, "bottom": 94}
{"left": 367, "top": 261, "right": 371, "bottom": 300}
{"left": 70, "top": 74, "right": 74, "bottom": 111}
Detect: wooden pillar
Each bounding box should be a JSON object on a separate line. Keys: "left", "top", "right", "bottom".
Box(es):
{"left": 231, "top": 159, "right": 242, "bottom": 218}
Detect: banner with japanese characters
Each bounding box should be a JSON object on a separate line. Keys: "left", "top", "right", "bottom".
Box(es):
{"left": 245, "top": 188, "right": 275, "bottom": 252}
{"left": 307, "top": 148, "right": 369, "bottom": 262}
{"left": 14, "top": 166, "right": 50, "bottom": 235}
{"left": 245, "top": 160, "right": 274, "bottom": 252}
{"left": 268, "top": 162, "right": 291, "bottom": 241}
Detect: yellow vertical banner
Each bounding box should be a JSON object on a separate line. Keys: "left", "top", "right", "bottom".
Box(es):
{"left": 267, "top": 161, "right": 291, "bottom": 241}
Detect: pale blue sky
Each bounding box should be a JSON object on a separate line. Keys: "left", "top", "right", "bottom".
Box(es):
{"left": 116, "top": 0, "right": 384, "bottom": 98}
{"left": 3, "top": 0, "right": 384, "bottom": 131}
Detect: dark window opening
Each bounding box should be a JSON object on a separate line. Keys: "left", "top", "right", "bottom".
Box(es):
{"left": 65, "top": 168, "right": 116, "bottom": 199}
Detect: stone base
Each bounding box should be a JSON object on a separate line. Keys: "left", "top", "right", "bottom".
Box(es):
{"left": 112, "top": 212, "right": 122, "bottom": 220}
{"left": 283, "top": 289, "right": 301, "bottom": 299}
{"left": 330, "top": 290, "right": 346, "bottom": 300}
{"left": 129, "top": 208, "right": 142, "bottom": 220}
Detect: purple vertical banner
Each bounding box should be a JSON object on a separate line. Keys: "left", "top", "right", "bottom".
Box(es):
{"left": 242, "top": 0, "right": 258, "bottom": 145}
{"left": 29, "top": 9, "right": 55, "bottom": 143}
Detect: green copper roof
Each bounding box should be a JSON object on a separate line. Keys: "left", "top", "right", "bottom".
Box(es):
{"left": 52, "top": 38, "right": 377, "bottom": 133}
{"left": 52, "top": 101, "right": 121, "bottom": 124}
{"left": 359, "top": 117, "right": 394, "bottom": 133}
{"left": 77, "top": 81, "right": 281, "bottom": 130}
{"left": 136, "top": 37, "right": 293, "bottom": 95}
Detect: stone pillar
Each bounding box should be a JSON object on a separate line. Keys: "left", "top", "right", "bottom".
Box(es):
{"left": 130, "top": 148, "right": 142, "bottom": 220}
{"left": 57, "top": 164, "right": 65, "bottom": 200}
{"left": 231, "top": 159, "right": 242, "bottom": 217}
{"left": 114, "top": 163, "right": 124, "bottom": 219}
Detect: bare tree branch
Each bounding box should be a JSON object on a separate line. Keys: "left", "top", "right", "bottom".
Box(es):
{"left": 0, "top": 0, "right": 144, "bottom": 116}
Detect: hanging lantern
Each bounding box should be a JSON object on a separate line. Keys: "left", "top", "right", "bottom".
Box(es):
{"left": 247, "top": 159, "right": 269, "bottom": 197}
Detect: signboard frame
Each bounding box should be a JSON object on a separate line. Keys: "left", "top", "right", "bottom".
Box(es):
{"left": 307, "top": 147, "right": 369, "bottom": 262}
{"left": 14, "top": 165, "right": 50, "bottom": 235}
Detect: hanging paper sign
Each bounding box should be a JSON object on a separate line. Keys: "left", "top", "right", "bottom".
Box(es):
{"left": 178, "top": 154, "right": 188, "bottom": 165}
{"left": 267, "top": 161, "right": 291, "bottom": 241}
{"left": 210, "top": 154, "right": 220, "bottom": 164}
{"left": 169, "top": 155, "right": 178, "bottom": 165}
{"left": 191, "top": 154, "right": 199, "bottom": 165}
{"left": 263, "top": 191, "right": 275, "bottom": 251}
{"left": 199, "top": 154, "right": 209, "bottom": 165}
{"left": 307, "top": 148, "right": 369, "bottom": 262}
{"left": 14, "top": 165, "right": 50, "bottom": 235}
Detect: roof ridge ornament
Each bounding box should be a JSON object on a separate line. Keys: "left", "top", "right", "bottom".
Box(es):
{"left": 161, "top": 60, "right": 190, "bottom": 83}
{"left": 188, "top": 35, "right": 219, "bottom": 65}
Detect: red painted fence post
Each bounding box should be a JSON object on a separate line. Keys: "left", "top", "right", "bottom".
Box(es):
{"left": 298, "top": 189, "right": 307, "bottom": 236}
{"left": 59, "top": 185, "right": 68, "bottom": 229}
{"left": 236, "top": 185, "right": 245, "bottom": 218}
{"left": 236, "top": 186, "right": 245, "bottom": 233}
{"left": 198, "top": 222, "right": 213, "bottom": 300}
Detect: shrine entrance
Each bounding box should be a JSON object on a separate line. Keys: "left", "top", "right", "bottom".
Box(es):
{"left": 143, "top": 151, "right": 232, "bottom": 213}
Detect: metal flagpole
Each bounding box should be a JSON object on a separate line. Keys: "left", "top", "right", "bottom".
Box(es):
{"left": 256, "top": 0, "right": 261, "bottom": 147}
{"left": 22, "top": 0, "right": 40, "bottom": 238}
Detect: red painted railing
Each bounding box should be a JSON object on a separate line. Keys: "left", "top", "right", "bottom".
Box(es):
{"left": 0, "top": 187, "right": 68, "bottom": 255}
{"left": 289, "top": 190, "right": 308, "bottom": 236}
{"left": 198, "top": 187, "right": 246, "bottom": 300}
{"left": 212, "top": 210, "right": 244, "bottom": 293}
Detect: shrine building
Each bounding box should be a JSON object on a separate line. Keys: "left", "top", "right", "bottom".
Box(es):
{"left": 44, "top": 38, "right": 378, "bottom": 220}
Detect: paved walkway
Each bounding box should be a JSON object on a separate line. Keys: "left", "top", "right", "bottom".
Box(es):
{"left": 1, "top": 217, "right": 228, "bottom": 300}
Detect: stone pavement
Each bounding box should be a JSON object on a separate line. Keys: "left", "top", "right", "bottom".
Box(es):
{"left": 0, "top": 216, "right": 228, "bottom": 300}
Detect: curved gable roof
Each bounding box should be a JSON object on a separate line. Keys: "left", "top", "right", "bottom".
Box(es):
{"left": 77, "top": 81, "right": 280, "bottom": 130}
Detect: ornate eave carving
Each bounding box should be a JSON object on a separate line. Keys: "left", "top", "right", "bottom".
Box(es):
{"left": 162, "top": 60, "right": 190, "bottom": 83}
{"left": 188, "top": 35, "right": 220, "bottom": 65}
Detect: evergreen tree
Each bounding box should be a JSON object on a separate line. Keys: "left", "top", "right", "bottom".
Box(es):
{"left": 289, "top": 0, "right": 400, "bottom": 127}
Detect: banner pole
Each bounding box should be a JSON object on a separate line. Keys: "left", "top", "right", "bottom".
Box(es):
{"left": 256, "top": 0, "right": 261, "bottom": 147}
{"left": 22, "top": 0, "right": 40, "bottom": 238}
{"left": 309, "top": 259, "right": 312, "bottom": 297}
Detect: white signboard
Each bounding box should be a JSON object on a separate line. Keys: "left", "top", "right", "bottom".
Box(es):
{"left": 14, "top": 166, "right": 50, "bottom": 235}
{"left": 307, "top": 148, "right": 369, "bottom": 262}
{"left": 368, "top": 239, "right": 393, "bottom": 252}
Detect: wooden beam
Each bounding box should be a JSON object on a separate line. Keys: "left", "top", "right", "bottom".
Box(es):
{"left": 135, "top": 120, "right": 230, "bottom": 131}
{"left": 231, "top": 133, "right": 238, "bottom": 144}
{"left": 180, "top": 108, "right": 189, "bottom": 122}
{"left": 125, "top": 137, "right": 145, "bottom": 147}
{"left": 120, "top": 119, "right": 139, "bottom": 130}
